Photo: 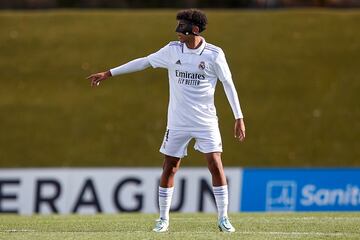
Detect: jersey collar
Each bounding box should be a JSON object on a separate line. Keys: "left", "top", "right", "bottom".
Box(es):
{"left": 182, "top": 37, "right": 206, "bottom": 55}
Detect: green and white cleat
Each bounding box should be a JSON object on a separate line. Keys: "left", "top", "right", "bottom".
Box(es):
{"left": 218, "top": 216, "right": 235, "bottom": 233}
{"left": 152, "top": 218, "right": 169, "bottom": 233}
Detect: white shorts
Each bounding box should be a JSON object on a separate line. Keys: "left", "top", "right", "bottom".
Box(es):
{"left": 159, "top": 128, "right": 223, "bottom": 158}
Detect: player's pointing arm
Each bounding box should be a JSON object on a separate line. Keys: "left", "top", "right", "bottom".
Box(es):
{"left": 86, "top": 57, "right": 152, "bottom": 87}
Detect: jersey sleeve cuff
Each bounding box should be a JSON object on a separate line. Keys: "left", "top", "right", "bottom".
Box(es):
{"left": 109, "top": 68, "right": 116, "bottom": 76}
{"left": 235, "top": 112, "right": 243, "bottom": 119}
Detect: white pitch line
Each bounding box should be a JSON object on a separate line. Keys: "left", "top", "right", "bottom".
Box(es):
{"left": 1, "top": 229, "right": 359, "bottom": 237}
{"left": 238, "top": 231, "right": 358, "bottom": 236}
{"left": 1, "top": 229, "right": 35, "bottom": 233}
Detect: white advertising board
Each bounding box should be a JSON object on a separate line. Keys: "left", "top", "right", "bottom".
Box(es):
{"left": 0, "top": 168, "right": 242, "bottom": 215}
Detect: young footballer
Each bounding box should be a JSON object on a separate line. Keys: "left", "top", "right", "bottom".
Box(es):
{"left": 87, "top": 9, "right": 245, "bottom": 233}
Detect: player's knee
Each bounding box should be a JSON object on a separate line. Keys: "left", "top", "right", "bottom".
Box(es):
{"left": 164, "top": 166, "right": 179, "bottom": 177}
{"left": 208, "top": 159, "right": 223, "bottom": 176}
{"left": 163, "top": 162, "right": 179, "bottom": 177}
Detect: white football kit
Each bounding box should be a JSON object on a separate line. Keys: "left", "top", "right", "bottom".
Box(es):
{"left": 110, "top": 38, "right": 243, "bottom": 158}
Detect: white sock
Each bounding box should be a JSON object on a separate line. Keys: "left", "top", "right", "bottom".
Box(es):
{"left": 158, "top": 186, "right": 174, "bottom": 221}
{"left": 213, "top": 185, "right": 229, "bottom": 219}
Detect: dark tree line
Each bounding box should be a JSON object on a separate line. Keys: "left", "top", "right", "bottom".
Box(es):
{"left": 0, "top": 0, "right": 359, "bottom": 9}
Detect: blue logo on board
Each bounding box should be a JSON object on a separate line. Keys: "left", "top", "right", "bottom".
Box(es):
{"left": 266, "top": 181, "right": 297, "bottom": 211}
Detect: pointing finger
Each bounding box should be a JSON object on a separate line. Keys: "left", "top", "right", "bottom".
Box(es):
{"left": 86, "top": 74, "right": 95, "bottom": 80}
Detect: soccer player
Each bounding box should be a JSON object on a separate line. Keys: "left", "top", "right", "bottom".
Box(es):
{"left": 87, "top": 9, "right": 245, "bottom": 233}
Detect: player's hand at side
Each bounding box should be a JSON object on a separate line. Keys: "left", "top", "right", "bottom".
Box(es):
{"left": 86, "top": 70, "right": 112, "bottom": 87}
{"left": 234, "top": 118, "right": 245, "bottom": 142}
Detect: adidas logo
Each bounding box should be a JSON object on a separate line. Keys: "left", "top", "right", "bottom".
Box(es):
{"left": 175, "top": 60, "right": 181, "bottom": 65}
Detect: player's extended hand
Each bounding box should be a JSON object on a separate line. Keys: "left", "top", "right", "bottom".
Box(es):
{"left": 86, "top": 71, "right": 111, "bottom": 87}
{"left": 234, "top": 118, "right": 245, "bottom": 142}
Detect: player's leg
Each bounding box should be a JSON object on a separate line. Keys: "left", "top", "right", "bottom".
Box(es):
{"left": 193, "top": 128, "right": 235, "bottom": 232}
{"left": 160, "top": 154, "right": 181, "bottom": 187}
{"left": 159, "top": 155, "right": 181, "bottom": 219}
{"left": 153, "top": 129, "right": 191, "bottom": 232}
{"left": 205, "top": 152, "right": 226, "bottom": 186}
{"left": 205, "top": 152, "right": 235, "bottom": 232}
{"left": 205, "top": 152, "right": 229, "bottom": 220}
{"left": 153, "top": 155, "right": 181, "bottom": 232}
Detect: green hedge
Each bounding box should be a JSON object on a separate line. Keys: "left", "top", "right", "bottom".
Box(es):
{"left": 0, "top": 10, "right": 359, "bottom": 167}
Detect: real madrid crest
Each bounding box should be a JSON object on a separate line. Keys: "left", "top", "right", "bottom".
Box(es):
{"left": 198, "top": 61, "right": 205, "bottom": 70}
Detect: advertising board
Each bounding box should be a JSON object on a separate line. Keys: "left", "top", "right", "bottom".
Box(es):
{"left": 241, "top": 168, "right": 360, "bottom": 211}
{"left": 0, "top": 168, "right": 241, "bottom": 215}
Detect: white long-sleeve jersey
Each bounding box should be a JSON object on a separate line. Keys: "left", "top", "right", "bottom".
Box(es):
{"left": 111, "top": 38, "right": 243, "bottom": 131}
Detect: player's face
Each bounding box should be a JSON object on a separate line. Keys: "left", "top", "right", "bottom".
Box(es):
{"left": 176, "top": 20, "right": 193, "bottom": 43}
{"left": 176, "top": 32, "right": 189, "bottom": 43}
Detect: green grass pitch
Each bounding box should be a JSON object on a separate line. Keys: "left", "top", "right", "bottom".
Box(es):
{"left": 1, "top": 10, "right": 360, "bottom": 167}
{"left": 1, "top": 213, "right": 360, "bottom": 239}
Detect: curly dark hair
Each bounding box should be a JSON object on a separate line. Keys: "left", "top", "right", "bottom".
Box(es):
{"left": 176, "top": 9, "right": 208, "bottom": 33}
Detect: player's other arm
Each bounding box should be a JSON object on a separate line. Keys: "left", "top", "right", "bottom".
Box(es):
{"left": 214, "top": 50, "right": 246, "bottom": 142}
{"left": 222, "top": 80, "right": 246, "bottom": 142}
